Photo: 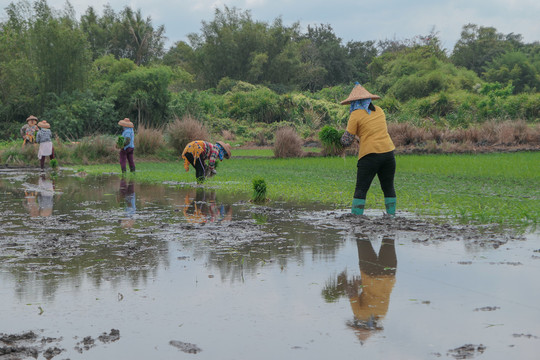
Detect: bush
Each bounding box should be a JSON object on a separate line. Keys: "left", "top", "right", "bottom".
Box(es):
{"left": 166, "top": 116, "right": 210, "bottom": 154}
{"left": 135, "top": 124, "right": 164, "bottom": 155}
{"left": 273, "top": 127, "right": 303, "bottom": 158}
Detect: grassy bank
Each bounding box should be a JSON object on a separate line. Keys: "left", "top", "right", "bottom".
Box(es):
{"left": 80, "top": 152, "right": 539, "bottom": 230}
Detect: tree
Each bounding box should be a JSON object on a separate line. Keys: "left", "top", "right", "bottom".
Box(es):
{"left": 301, "top": 24, "right": 352, "bottom": 87}
{"left": 110, "top": 66, "right": 172, "bottom": 127}
{"left": 483, "top": 51, "right": 540, "bottom": 93}
{"left": 451, "top": 24, "right": 520, "bottom": 75}
{"left": 188, "top": 6, "right": 302, "bottom": 88}
{"left": 163, "top": 41, "right": 195, "bottom": 71}
{"left": 346, "top": 40, "right": 377, "bottom": 84}
{"left": 30, "top": 0, "right": 91, "bottom": 101}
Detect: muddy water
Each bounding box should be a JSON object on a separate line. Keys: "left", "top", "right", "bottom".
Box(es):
{"left": 1, "top": 169, "right": 539, "bottom": 360}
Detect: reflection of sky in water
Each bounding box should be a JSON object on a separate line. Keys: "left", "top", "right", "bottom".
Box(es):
{"left": 0, "top": 170, "right": 539, "bottom": 360}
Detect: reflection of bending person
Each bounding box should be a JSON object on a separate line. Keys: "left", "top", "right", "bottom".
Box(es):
{"left": 183, "top": 189, "right": 232, "bottom": 223}
{"left": 348, "top": 236, "right": 397, "bottom": 343}
{"left": 119, "top": 179, "right": 136, "bottom": 228}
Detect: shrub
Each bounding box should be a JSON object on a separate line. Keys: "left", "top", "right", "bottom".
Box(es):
{"left": 318, "top": 125, "right": 344, "bottom": 156}
{"left": 135, "top": 124, "right": 164, "bottom": 155}
{"left": 273, "top": 127, "right": 303, "bottom": 158}
{"left": 166, "top": 116, "right": 210, "bottom": 154}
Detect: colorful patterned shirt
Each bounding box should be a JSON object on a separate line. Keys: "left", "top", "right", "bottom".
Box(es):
{"left": 182, "top": 141, "right": 220, "bottom": 172}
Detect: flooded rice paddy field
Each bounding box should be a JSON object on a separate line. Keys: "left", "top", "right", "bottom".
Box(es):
{"left": 0, "top": 168, "right": 539, "bottom": 360}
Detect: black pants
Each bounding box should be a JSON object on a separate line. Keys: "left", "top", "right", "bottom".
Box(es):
{"left": 184, "top": 153, "right": 205, "bottom": 181}
{"left": 354, "top": 151, "right": 396, "bottom": 199}
{"left": 357, "top": 236, "right": 397, "bottom": 276}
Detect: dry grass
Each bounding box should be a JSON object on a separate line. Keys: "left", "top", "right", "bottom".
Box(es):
{"left": 71, "top": 135, "right": 117, "bottom": 164}
{"left": 166, "top": 116, "right": 210, "bottom": 154}
{"left": 273, "top": 127, "right": 303, "bottom": 158}
{"left": 388, "top": 123, "right": 429, "bottom": 147}
{"left": 388, "top": 120, "right": 540, "bottom": 152}
{"left": 136, "top": 124, "right": 164, "bottom": 155}
{"left": 222, "top": 130, "right": 236, "bottom": 141}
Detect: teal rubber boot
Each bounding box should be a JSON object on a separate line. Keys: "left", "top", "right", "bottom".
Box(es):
{"left": 351, "top": 198, "right": 365, "bottom": 215}
{"left": 384, "top": 197, "right": 396, "bottom": 216}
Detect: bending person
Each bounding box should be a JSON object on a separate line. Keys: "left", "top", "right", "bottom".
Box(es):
{"left": 181, "top": 141, "right": 231, "bottom": 183}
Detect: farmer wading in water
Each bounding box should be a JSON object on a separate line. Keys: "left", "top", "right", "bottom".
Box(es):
{"left": 340, "top": 83, "right": 396, "bottom": 216}
{"left": 36, "top": 120, "right": 56, "bottom": 171}
{"left": 182, "top": 141, "right": 231, "bottom": 183}
{"left": 118, "top": 118, "right": 135, "bottom": 174}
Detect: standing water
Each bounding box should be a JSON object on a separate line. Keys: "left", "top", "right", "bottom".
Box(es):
{"left": 0, "top": 169, "right": 539, "bottom": 359}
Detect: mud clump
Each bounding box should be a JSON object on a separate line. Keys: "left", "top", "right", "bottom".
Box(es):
{"left": 0, "top": 331, "right": 64, "bottom": 360}
{"left": 447, "top": 344, "right": 486, "bottom": 359}
{"left": 98, "top": 329, "right": 120, "bottom": 343}
{"left": 0, "top": 345, "right": 38, "bottom": 359}
{"left": 75, "top": 336, "right": 96, "bottom": 353}
{"left": 0, "top": 331, "right": 38, "bottom": 344}
{"left": 336, "top": 213, "right": 520, "bottom": 247}
{"left": 43, "top": 346, "right": 64, "bottom": 360}
{"left": 169, "top": 340, "right": 202, "bottom": 354}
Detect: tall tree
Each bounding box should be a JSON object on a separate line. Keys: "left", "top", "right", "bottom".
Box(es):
{"left": 483, "top": 51, "right": 540, "bottom": 93}
{"left": 451, "top": 24, "right": 521, "bottom": 75}
{"left": 346, "top": 40, "right": 377, "bottom": 84}
{"left": 301, "top": 24, "right": 352, "bottom": 87}
{"left": 30, "top": 0, "right": 91, "bottom": 107}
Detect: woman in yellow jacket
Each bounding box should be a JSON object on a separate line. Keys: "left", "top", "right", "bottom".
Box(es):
{"left": 340, "top": 83, "right": 396, "bottom": 216}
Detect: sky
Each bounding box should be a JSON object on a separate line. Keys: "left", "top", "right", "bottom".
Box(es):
{"left": 2, "top": 0, "right": 540, "bottom": 52}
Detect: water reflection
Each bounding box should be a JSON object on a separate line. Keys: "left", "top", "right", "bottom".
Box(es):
{"left": 22, "top": 174, "right": 58, "bottom": 217}
{"left": 324, "top": 235, "right": 397, "bottom": 343}
{"left": 183, "top": 188, "right": 233, "bottom": 223}
{"left": 118, "top": 178, "right": 136, "bottom": 228}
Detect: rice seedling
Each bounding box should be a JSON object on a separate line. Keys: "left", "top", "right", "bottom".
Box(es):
{"left": 318, "top": 125, "right": 344, "bottom": 156}
{"left": 252, "top": 178, "right": 267, "bottom": 203}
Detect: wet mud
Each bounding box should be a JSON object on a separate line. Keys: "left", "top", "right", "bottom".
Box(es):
{"left": 0, "top": 169, "right": 539, "bottom": 359}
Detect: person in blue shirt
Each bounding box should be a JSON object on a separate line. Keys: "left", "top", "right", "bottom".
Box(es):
{"left": 118, "top": 118, "right": 135, "bottom": 173}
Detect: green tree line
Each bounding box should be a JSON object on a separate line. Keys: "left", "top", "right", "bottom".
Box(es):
{"left": 1, "top": 0, "right": 539, "bottom": 140}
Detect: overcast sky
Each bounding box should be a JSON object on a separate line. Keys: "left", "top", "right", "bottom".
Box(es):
{"left": 2, "top": 0, "right": 540, "bottom": 51}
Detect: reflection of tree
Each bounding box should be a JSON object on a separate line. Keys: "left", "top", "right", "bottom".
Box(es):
{"left": 323, "top": 235, "right": 397, "bottom": 343}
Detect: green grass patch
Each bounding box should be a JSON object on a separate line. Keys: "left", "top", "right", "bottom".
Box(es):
{"left": 83, "top": 152, "right": 539, "bottom": 229}
{"left": 232, "top": 147, "right": 321, "bottom": 158}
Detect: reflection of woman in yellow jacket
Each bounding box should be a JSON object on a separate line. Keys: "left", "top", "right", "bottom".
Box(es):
{"left": 325, "top": 236, "right": 397, "bottom": 343}
{"left": 348, "top": 236, "right": 396, "bottom": 342}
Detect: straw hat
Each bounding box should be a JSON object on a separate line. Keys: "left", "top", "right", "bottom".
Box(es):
{"left": 118, "top": 118, "right": 134, "bottom": 128}
{"left": 340, "top": 84, "right": 380, "bottom": 105}
{"left": 37, "top": 120, "right": 50, "bottom": 129}
{"left": 26, "top": 115, "right": 38, "bottom": 123}
{"left": 216, "top": 141, "right": 231, "bottom": 159}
